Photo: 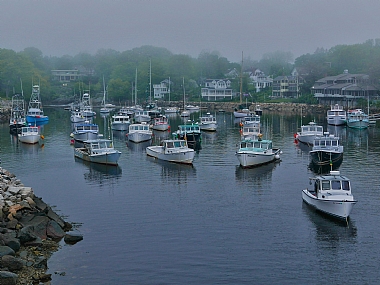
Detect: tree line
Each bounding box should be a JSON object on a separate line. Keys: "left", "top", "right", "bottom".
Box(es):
{"left": 0, "top": 39, "right": 379, "bottom": 104}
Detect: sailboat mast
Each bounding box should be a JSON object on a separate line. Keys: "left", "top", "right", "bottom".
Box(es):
{"left": 183, "top": 77, "right": 185, "bottom": 110}
{"left": 240, "top": 51, "right": 243, "bottom": 104}
{"left": 149, "top": 59, "right": 152, "bottom": 104}
{"left": 168, "top": 77, "right": 171, "bottom": 104}
{"left": 135, "top": 68, "right": 138, "bottom": 105}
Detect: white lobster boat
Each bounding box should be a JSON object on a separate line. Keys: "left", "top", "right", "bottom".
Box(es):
{"left": 74, "top": 139, "right": 121, "bottom": 165}
{"left": 18, "top": 126, "right": 43, "bottom": 144}
{"left": 127, "top": 122, "right": 152, "bottom": 143}
{"left": 199, "top": 113, "right": 217, "bottom": 131}
{"left": 236, "top": 137, "right": 281, "bottom": 168}
{"left": 296, "top": 122, "right": 324, "bottom": 145}
{"left": 146, "top": 139, "right": 195, "bottom": 164}
{"left": 302, "top": 170, "right": 357, "bottom": 220}
{"left": 152, "top": 115, "right": 169, "bottom": 131}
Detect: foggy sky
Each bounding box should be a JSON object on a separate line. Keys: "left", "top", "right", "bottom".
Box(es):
{"left": 1, "top": 0, "right": 379, "bottom": 63}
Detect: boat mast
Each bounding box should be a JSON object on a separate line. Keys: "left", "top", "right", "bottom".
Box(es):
{"left": 168, "top": 77, "right": 171, "bottom": 104}
{"left": 149, "top": 59, "right": 152, "bottom": 104}
{"left": 135, "top": 68, "right": 138, "bottom": 106}
{"left": 183, "top": 77, "right": 185, "bottom": 110}
{"left": 240, "top": 51, "right": 243, "bottom": 104}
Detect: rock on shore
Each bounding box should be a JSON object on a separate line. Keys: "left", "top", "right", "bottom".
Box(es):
{"left": 0, "top": 167, "right": 83, "bottom": 285}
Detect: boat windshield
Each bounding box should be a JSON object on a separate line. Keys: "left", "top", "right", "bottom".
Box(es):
{"left": 322, "top": 181, "right": 330, "bottom": 190}
{"left": 342, "top": 180, "right": 350, "bottom": 190}
{"left": 174, "top": 141, "right": 181, "bottom": 148}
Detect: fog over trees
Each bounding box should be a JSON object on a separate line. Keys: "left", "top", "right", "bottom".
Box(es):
{"left": 1, "top": 39, "right": 380, "bottom": 104}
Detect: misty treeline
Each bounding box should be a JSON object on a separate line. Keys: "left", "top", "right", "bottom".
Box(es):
{"left": 0, "top": 40, "right": 380, "bottom": 104}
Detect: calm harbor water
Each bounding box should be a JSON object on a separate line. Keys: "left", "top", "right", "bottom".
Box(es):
{"left": 1, "top": 108, "right": 380, "bottom": 284}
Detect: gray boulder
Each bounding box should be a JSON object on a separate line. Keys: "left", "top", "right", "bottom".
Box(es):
{"left": 0, "top": 271, "right": 18, "bottom": 285}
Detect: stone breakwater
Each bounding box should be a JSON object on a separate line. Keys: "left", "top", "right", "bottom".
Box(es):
{"left": 161, "top": 102, "right": 329, "bottom": 114}
{"left": 0, "top": 167, "right": 83, "bottom": 285}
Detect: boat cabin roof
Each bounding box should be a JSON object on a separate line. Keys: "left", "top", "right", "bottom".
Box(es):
{"left": 162, "top": 139, "right": 188, "bottom": 148}
{"left": 312, "top": 171, "right": 351, "bottom": 191}
{"left": 75, "top": 124, "right": 99, "bottom": 131}
{"left": 21, "top": 126, "right": 39, "bottom": 133}
{"left": 239, "top": 139, "right": 272, "bottom": 150}
{"left": 129, "top": 123, "right": 150, "bottom": 130}
{"left": 313, "top": 134, "right": 340, "bottom": 147}
{"left": 301, "top": 124, "right": 323, "bottom": 132}
{"left": 178, "top": 124, "right": 200, "bottom": 131}
{"left": 83, "top": 139, "right": 114, "bottom": 149}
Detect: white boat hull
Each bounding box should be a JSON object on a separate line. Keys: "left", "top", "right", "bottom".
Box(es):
{"left": 152, "top": 123, "right": 169, "bottom": 131}
{"left": 302, "top": 189, "right": 356, "bottom": 219}
{"left": 128, "top": 132, "right": 152, "bottom": 143}
{"left": 134, "top": 115, "right": 151, "bottom": 123}
{"left": 233, "top": 111, "right": 248, "bottom": 118}
{"left": 111, "top": 123, "right": 130, "bottom": 131}
{"left": 74, "top": 132, "right": 99, "bottom": 142}
{"left": 199, "top": 123, "right": 217, "bottom": 131}
{"left": 327, "top": 117, "right": 346, "bottom": 126}
{"left": 146, "top": 146, "right": 194, "bottom": 164}
{"left": 74, "top": 148, "right": 121, "bottom": 165}
{"left": 296, "top": 134, "right": 316, "bottom": 145}
{"left": 236, "top": 149, "right": 281, "bottom": 168}
{"left": 18, "top": 134, "right": 40, "bottom": 144}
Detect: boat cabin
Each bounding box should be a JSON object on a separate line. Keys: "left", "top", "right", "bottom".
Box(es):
{"left": 75, "top": 124, "right": 99, "bottom": 132}
{"left": 21, "top": 126, "right": 39, "bottom": 135}
{"left": 200, "top": 114, "right": 216, "bottom": 123}
{"left": 311, "top": 171, "right": 351, "bottom": 196}
{"left": 244, "top": 114, "right": 260, "bottom": 124}
{"left": 129, "top": 123, "right": 150, "bottom": 131}
{"left": 313, "top": 134, "right": 340, "bottom": 148}
{"left": 178, "top": 124, "right": 200, "bottom": 133}
{"left": 327, "top": 104, "right": 346, "bottom": 117}
{"left": 154, "top": 116, "right": 168, "bottom": 124}
{"left": 239, "top": 139, "right": 272, "bottom": 151}
{"left": 163, "top": 140, "right": 188, "bottom": 150}
{"left": 301, "top": 123, "right": 323, "bottom": 134}
{"left": 84, "top": 139, "right": 113, "bottom": 154}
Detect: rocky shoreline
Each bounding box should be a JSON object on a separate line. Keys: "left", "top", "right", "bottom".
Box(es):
{"left": 0, "top": 167, "right": 82, "bottom": 285}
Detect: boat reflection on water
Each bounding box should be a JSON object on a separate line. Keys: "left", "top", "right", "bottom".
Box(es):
{"left": 201, "top": 131, "right": 217, "bottom": 144}
{"left": 235, "top": 161, "right": 279, "bottom": 186}
{"left": 346, "top": 127, "right": 368, "bottom": 148}
{"left": 147, "top": 156, "right": 196, "bottom": 182}
{"left": 327, "top": 124, "right": 347, "bottom": 140}
{"left": 126, "top": 139, "right": 152, "bottom": 152}
{"left": 308, "top": 157, "right": 343, "bottom": 175}
{"left": 152, "top": 129, "right": 170, "bottom": 145}
{"left": 112, "top": 130, "right": 128, "bottom": 142}
{"left": 302, "top": 202, "right": 357, "bottom": 243}
{"left": 74, "top": 157, "right": 122, "bottom": 185}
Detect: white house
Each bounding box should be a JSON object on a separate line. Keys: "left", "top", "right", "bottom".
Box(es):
{"left": 201, "top": 79, "right": 233, "bottom": 101}
{"left": 153, "top": 80, "right": 170, "bottom": 99}
{"left": 249, "top": 69, "right": 273, "bottom": 92}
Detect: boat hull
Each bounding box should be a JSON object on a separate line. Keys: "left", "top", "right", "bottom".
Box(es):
{"left": 74, "top": 148, "right": 121, "bottom": 165}
{"left": 18, "top": 134, "right": 40, "bottom": 144}
{"left": 111, "top": 123, "right": 130, "bottom": 131}
{"left": 26, "top": 115, "right": 49, "bottom": 124}
{"left": 233, "top": 111, "right": 248, "bottom": 118}
{"left": 296, "top": 134, "right": 316, "bottom": 145}
{"left": 199, "top": 123, "right": 217, "bottom": 131}
{"left": 327, "top": 117, "right": 346, "bottom": 126}
{"left": 146, "top": 146, "right": 194, "bottom": 164}
{"left": 236, "top": 149, "right": 281, "bottom": 168}
{"left": 128, "top": 132, "right": 152, "bottom": 143}
{"left": 347, "top": 120, "right": 369, "bottom": 129}
{"left": 302, "top": 189, "right": 356, "bottom": 219}
{"left": 175, "top": 133, "right": 201, "bottom": 150}
{"left": 152, "top": 124, "right": 169, "bottom": 131}
{"left": 310, "top": 151, "right": 343, "bottom": 166}
{"left": 73, "top": 132, "right": 99, "bottom": 142}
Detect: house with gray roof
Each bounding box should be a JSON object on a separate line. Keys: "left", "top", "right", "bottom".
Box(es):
{"left": 311, "top": 70, "right": 378, "bottom": 106}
